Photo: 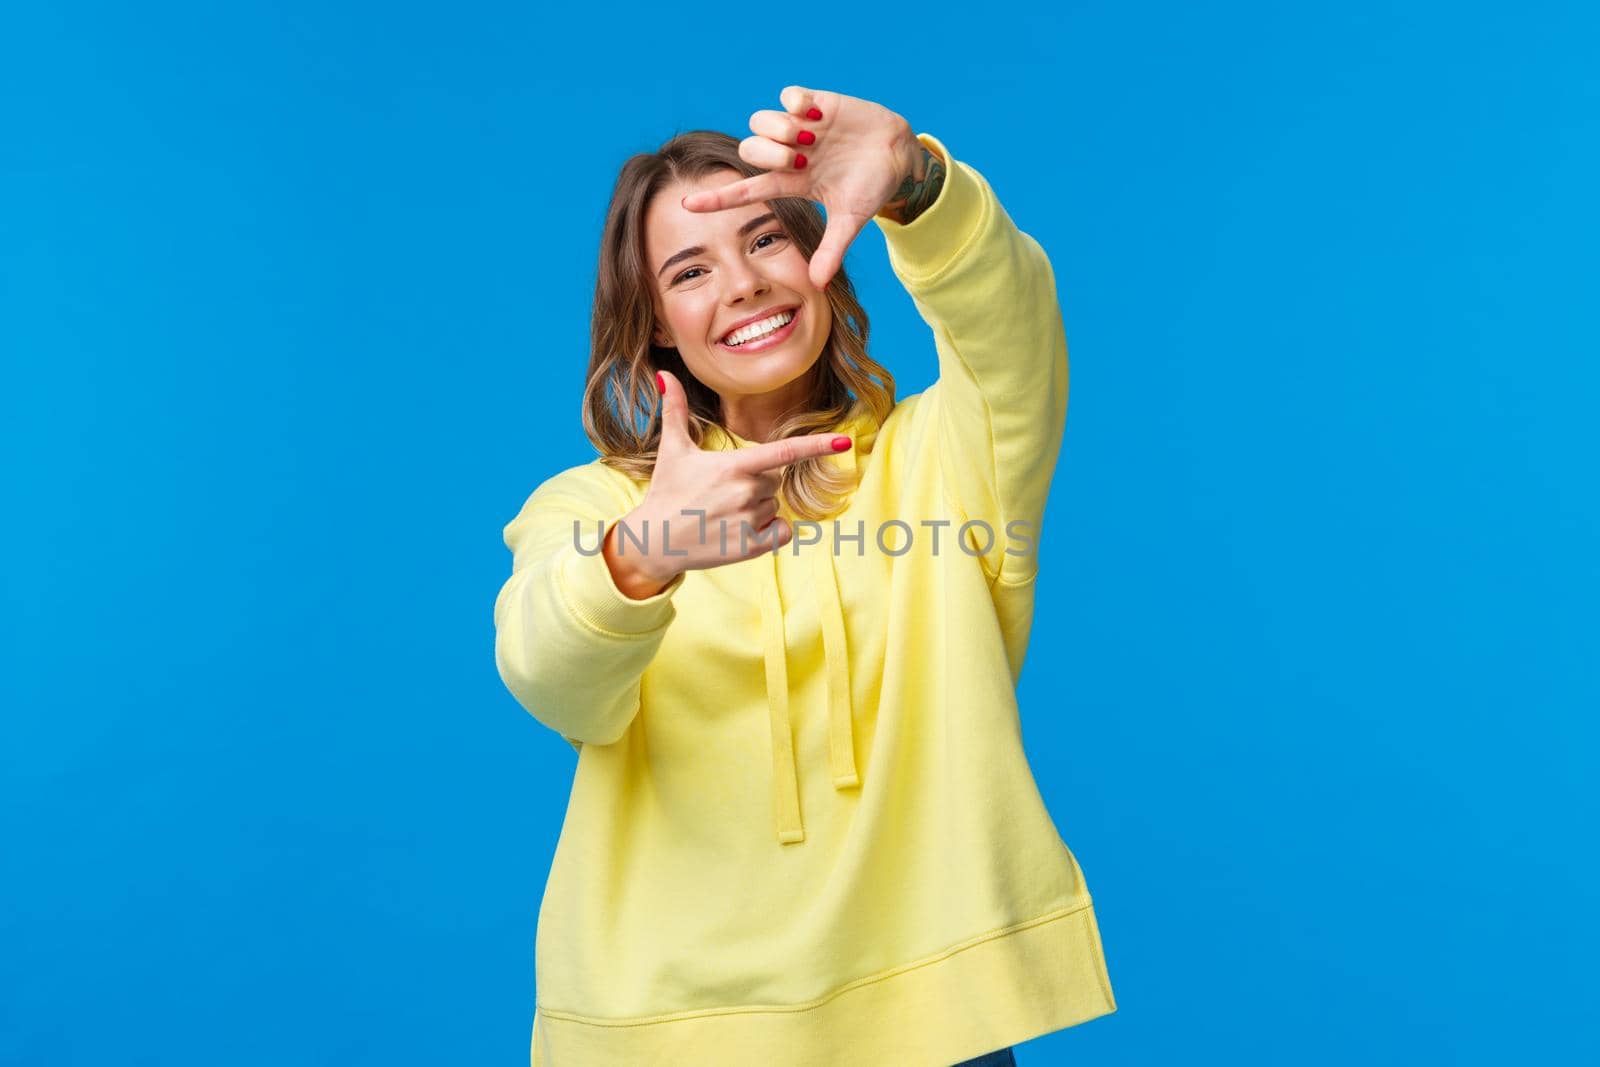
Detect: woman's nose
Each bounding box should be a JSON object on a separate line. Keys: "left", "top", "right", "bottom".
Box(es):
{"left": 721, "top": 260, "right": 769, "bottom": 302}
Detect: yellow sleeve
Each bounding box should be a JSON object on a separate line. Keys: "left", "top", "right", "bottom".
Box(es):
{"left": 492, "top": 465, "right": 687, "bottom": 749}
{"left": 873, "top": 132, "right": 1070, "bottom": 584}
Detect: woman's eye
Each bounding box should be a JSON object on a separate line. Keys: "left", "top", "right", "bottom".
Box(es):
{"left": 671, "top": 233, "right": 787, "bottom": 285}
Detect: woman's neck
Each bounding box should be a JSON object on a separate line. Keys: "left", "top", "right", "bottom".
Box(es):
{"left": 718, "top": 374, "right": 814, "bottom": 443}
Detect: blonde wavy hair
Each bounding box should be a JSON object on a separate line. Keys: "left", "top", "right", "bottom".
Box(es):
{"left": 582, "top": 129, "right": 896, "bottom": 522}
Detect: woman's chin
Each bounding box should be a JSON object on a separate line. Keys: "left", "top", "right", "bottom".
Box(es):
{"left": 701, "top": 347, "right": 823, "bottom": 393}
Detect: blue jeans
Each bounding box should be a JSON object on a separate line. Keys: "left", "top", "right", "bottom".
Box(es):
{"left": 951, "top": 1048, "right": 1016, "bottom": 1067}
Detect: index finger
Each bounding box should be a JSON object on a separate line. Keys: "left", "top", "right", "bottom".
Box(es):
{"left": 682, "top": 169, "right": 805, "bottom": 213}
{"left": 726, "top": 432, "right": 852, "bottom": 475}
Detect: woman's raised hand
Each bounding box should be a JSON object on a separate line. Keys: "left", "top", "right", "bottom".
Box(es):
{"left": 681, "top": 85, "right": 920, "bottom": 291}
{"left": 606, "top": 370, "right": 852, "bottom": 591}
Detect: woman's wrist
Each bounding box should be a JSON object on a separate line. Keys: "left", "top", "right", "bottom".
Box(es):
{"left": 876, "top": 123, "right": 946, "bottom": 226}
{"left": 603, "top": 517, "right": 678, "bottom": 600}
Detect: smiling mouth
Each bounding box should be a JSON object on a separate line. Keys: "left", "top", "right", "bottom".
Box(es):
{"left": 716, "top": 306, "right": 800, "bottom": 353}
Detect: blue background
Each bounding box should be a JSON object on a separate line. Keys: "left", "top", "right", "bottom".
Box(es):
{"left": 4, "top": 1, "right": 1595, "bottom": 1063}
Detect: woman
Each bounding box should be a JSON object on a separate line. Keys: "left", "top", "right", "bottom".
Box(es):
{"left": 493, "top": 85, "right": 1117, "bottom": 1066}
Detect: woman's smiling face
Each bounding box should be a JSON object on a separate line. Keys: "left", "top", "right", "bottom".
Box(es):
{"left": 645, "top": 169, "right": 830, "bottom": 407}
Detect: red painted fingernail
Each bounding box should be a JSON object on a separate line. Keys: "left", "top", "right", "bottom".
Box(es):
{"left": 796, "top": 129, "right": 815, "bottom": 145}
{"left": 832, "top": 435, "right": 851, "bottom": 451}
{"left": 794, "top": 153, "right": 807, "bottom": 169}
{"left": 806, "top": 107, "right": 823, "bottom": 120}
{"left": 655, "top": 372, "right": 664, "bottom": 393}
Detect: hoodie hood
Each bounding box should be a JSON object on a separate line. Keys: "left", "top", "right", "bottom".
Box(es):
{"left": 700, "top": 402, "right": 880, "bottom": 844}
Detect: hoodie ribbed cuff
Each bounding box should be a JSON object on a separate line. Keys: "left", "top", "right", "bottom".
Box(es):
{"left": 554, "top": 519, "right": 685, "bottom": 638}
{"left": 873, "top": 132, "right": 989, "bottom": 284}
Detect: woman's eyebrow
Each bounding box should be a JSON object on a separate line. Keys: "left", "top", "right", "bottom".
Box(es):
{"left": 657, "top": 211, "right": 780, "bottom": 280}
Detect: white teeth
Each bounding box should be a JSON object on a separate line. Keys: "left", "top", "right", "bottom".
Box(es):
{"left": 722, "top": 309, "right": 794, "bottom": 346}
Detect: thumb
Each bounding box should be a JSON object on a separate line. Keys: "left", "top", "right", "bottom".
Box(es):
{"left": 654, "top": 369, "right": 693, "bottom": 455}
{"left": 809, "top": 210, "right": 866, "bottom": 291}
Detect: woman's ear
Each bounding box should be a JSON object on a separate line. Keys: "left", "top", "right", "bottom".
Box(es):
{"left": 652, "top": 324, "right": 674, "bottom": 348}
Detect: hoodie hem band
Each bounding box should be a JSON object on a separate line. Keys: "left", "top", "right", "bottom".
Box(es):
{"left": 531, "top": 899, "right": 1116, "bottom": 1065}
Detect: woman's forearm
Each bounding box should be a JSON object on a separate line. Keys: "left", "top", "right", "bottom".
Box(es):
{"left": 876, "top": 130, "right": 947, "bottom": 226}
{"left": 604, "top": 520, "right": 676, "bottom": 601}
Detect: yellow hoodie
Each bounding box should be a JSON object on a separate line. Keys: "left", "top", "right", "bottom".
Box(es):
{"left": 494, "top": 132, "right": 1117, "bottom": 1065}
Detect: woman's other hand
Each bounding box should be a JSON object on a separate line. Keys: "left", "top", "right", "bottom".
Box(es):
{"left": 680, "top": 85, "right": 920, "bottom": 291}
{"left": 604, "top": 370, "right": 853, "bottom": 596}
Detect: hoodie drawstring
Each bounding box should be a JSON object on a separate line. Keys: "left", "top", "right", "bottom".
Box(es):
{"left": 701, "top": 409, "right": 872, "bottom": 845}
{"left": 757, "top": 542, "right": 859, "bottom": 844}
{"left": 756, "top": 552, "right": 804, "bottom": 843}
{"left": 812, "top": 544, "right": 859, "bottom": 792}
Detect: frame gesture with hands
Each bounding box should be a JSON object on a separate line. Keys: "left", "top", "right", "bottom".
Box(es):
{"left": 681, "top": 85, "right": 930, "bottom": 291}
